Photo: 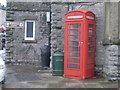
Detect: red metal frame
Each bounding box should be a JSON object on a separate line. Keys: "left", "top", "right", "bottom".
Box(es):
{"left": 64, "top": 9, "right": 96, "bottom": 79}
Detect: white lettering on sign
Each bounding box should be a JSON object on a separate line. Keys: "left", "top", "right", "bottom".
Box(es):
{"left": 6, "top": 22, "right": 24, "bottom": 28}
{"left": 68, "top": 15, "right": 83, "bottom": 19}
{"left": 86, "top": 16, "right": 94, "bottom": 20}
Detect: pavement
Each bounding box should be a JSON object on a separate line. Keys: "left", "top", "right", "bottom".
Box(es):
{"left": 0, "top": 84, "right": 2, "bottom": 90}
{"left": 1, "top": 64, "right": 118, "bottom": 88}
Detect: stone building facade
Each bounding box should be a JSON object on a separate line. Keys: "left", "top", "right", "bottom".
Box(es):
{"left": 0, "top": 5, "right": 6, "bottom": 50}
{"left": 6, "top": 1, "right": 119, "bottom": 80}
{"left": 0, "top": 4, "right": 6, "bottom": 26}
{"left": 6, "top": 2, "right": 51, "bottom": 65}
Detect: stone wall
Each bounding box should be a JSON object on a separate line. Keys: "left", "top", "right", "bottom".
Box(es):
{"left": 6, "top": 2, "right": 50, "bottom": 65}
{"left": 104, "top": 45, "right": 120, "bottom": 80}
{"left": 50, "top": 3, "right": 68, "bottom": 54}
{"left": 103, "top": 2, "right": 120, "bottom": 80}
{"left": 50, "top": 2, "right": 105, "bottom": 75}
{"left": 0, "top": 5, "right": 6, "bottom": 26}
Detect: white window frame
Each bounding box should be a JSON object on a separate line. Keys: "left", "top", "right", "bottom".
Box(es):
{"left": 25, "top": 20, "right": 35, "bottom": 40}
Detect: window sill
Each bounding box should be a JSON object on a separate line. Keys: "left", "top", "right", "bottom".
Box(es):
{"left": 22, "top": 40, "right": 37, "bottom": 43}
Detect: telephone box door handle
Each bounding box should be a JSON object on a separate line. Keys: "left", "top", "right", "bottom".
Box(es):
{"left": 81, "top": 42, "right": 83, "bottom": 45}
{"left": 79, "top": 42, "right": 83, "bottom": 46}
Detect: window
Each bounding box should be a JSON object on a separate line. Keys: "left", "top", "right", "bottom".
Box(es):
{"left": 25, "top": 20, "right": 35, "bottom": 40}
{"left": 69, "top": 24, "right": 79, "bottom": 28}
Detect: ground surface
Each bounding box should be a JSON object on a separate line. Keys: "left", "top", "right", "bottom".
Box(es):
{"left": 1, "top": 64, "right": 118, "bottom": 88}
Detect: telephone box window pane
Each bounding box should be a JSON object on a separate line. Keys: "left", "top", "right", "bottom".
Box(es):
{"left": 89, "top": 30, "right": 93, "bottom": 35}
{"left": 88, "top": 36, "right": 93, "bottom": 40}
{"left": 69, "top": 24, "right": 79, "bottom": 28}
{"left": 27, "top": 22, "right": 33, "bottom": 37}
{"left": 69, "top": 53, "right": 79, "bottom": 57}
{"left": 89, "top": 24, "right": 93, "bottom": 29}
{"left": 87, "top": 64, "right": 93, "bottom": 69}
{"left": 69, "top": 41, "right": 78, "bottom": 46}
{"left": 88, "top": 58, "right": 93, "bottom": 63}
{"left": 88, "top": 53, "right": 92, "bottom": 57}
{"left": 69, "top": 64, "right": 80, "bottom": 69}
{"left": 69, "top": 36, "right": 79, "bottom": 40}
{"left": 69, "top": 30, "right": 79, "bottom": 34}
{"left": 69, "top": 58, "right": 79, "bottom": 63}
{"left": 88, "top": 41, "right": 93, "bottom": 46}
{"left": 69, "top": 47, "right": 79, "bottom": 51}
{"left": 88, "top": 47, "right": 93, "bottom": 51}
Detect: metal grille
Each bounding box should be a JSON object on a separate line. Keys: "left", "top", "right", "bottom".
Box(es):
{"left": 15, "top": 74, "right": 41, "bottom": 81}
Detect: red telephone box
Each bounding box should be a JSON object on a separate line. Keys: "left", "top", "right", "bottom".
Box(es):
{"left": 64, "top": 9, "right": 96, "bottom": 79}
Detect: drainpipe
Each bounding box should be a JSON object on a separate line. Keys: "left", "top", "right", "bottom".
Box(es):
{"left": 49, "top": 3, "right": 51, "bottom": 47}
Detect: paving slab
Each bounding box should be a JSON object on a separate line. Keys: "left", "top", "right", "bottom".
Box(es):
{"left": 2, "top": 64, "right": 118, "bottom": 88}
{"left": 100, "top": 81, "right": 118, "bottom": 88}
{"left": 83, "top": 83, "right": 103, "bottom": 88}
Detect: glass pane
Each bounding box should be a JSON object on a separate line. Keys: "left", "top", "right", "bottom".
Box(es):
{"left": 69, "top": 24, "right": 79, "bottom": 28}
{"left": 88, "top": 53, "right": 92, "bottom": 57}
{"left": 88, "top": 36, "right": 93, "bottom": 40}
{"left": 88, "top": 58, "right": 93, "bottom": 63}
{"left": 27, "top": 22, "right": 33, "bottom": 37}
{"left": 69, "top": 41, "right": 78, "bottom": 46}
{"left": 89, "top": 30, "right": 93, "bottom": 35}
{"left": 69, "top": 53, "right": 80, "bottom": 57}
{"left": 69, "top": 64, "right": 80, "bottom": 69}
{"left": 69, "top": 58, "right": 79, "bottom": 63}
{"left": 88, "top": 41, "right": 93, "bottom": 46}
{"left": 69, "top": 30, "right": 79, "bottom": 34}
{"left": 88, "top": 47, "right": 93, "bottom": 51}
{"left": 88, "top": 24, "right": 93, "bottom": 29}
{"left": 87, "top": 64, "right": 93, "bottom": 69}
{"left": 69, "top": 47, "right": 79, "bottom": 51}
{"left": 69, "top": 36, "right": 79, "bottom": 40}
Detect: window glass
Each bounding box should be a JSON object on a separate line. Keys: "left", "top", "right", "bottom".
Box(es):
{"left": 69, "top": 58, "right": 79, "bottom": 63}
{"left": 69, "top": 24, "right": 79, "bottom": 28}
{"left": 25, "top": 20, "right": 35, "bottom": 40}
{"left": 69, "top": 47, "right": 79, "bottom": 51}
{"left": 88, "top": 53, "right": 92, "bottom": 57}
{"left": 88, "top": 58, "right": 93, "bottom": 63}
{"left": 89, "top": 30, "right": 93, "bottom": 35}
{"left": 69, "top": 30, "right": 79, "bottom": 34}
{"left": 88, "top": 47, "right": 93, "bottom": 51}
{"left": 68, "top": 64, "right": 80, "bottom": 69}
{"left": 88, "top": 41, "right": 93, "bottom": 46}
{"left": 88, "top": 36, "right": 93, "bottom": 40}
{"left": 69, "top": 53, "right": 80, "bottom": 57}
{"left": 69, "top": 41, "right": 78, "bottom": 46}
{"left": 87, "top": 64, "right": 93, "bottom": 69}
{"left": 69, "top": 36, "right": 79, "bottom": 40}
{"left": 27, "top": 22, "right": 33, "bottom": 37}
{"left": 88, "top": 24, "right": 93, "bottom": 29}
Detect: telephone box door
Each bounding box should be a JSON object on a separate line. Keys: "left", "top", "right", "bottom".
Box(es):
{"left": 64, "top": 21, "right": 83, "bottom": 79}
